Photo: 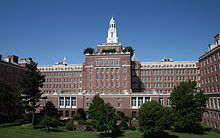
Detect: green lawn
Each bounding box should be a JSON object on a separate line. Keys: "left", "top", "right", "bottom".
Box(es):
{"left": 0, "top": 124, "right": 219, "bottom": 138}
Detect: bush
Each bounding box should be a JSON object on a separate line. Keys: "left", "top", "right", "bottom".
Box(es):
{"left": 0, "top": 122, "right": 23, "bottom": 128}
{"left": 119, "top": 121, "right": 128, "bottom": 130}
{"left": 66, "top": 120, "right": 74, "bottom": 130}
{"left": 0, "top": 112, "right": 8, "bottom": 124}
{"left": 78, "top": 120, "right": 86, "bottom": 125}
{"left": 129, "top": 126, "right": 136, "bottom": 130}
{"left": 76, "top": 108, "right": 86, "bottom": 120}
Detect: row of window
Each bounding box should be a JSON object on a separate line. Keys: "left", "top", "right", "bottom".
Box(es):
{"left": 206, "top": 97, "right": 220, "bottom": 109}
{"left": 42, "top": 84, "right": 82, "bottom": 89}
{"left": 139, "top": 83, "right": 176, "bottom": 88}
{"left": 88, "top": 67, "right": 127, "bottom": 73}
{"left": 200, "top": 51, "right": 220, "bottom": 67}
{"left": 45, "top": 78, "right": 82, "bottom": 82}
{"left": 202, "top": 85, "right": 219, "bottom": 93}
{"left": 141, "top": 64, "right": 196, "bottom": 68}
{"left": 140, "top": 69, "right": 197, "bottom": 75}
{"left": 93, "top": 74, "right": 127, "bottom": 80}
{"left": 94, "top": 82, "right": 127, "bottom": 88}
{"left": 140, "top": 76, "right": 197, "bottom": 82}
{"left": 39, "top": 67, "right": 82, "bottom": 71}
{"left": 204, "top": 112, "right": 220, "bottom": 121}
{"left": 200, "top": 64, "right": 220, "bottom": 75}
{"left": 131, "top": 97, "right": 170, "bottom": 107}
{"left": 42, "top": 72, "right": 82, "bottom": 77}
{"left": 201, "top": 75, "right": 218, "bottom": 85}
{"left": 90, "top": 59, "right": 127, "bottom": 66}
{"left": 59, "top": 97, "right": 77, "bottom": 107}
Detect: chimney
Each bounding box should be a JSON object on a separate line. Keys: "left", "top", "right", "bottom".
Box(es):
{"left": 27, "top": 58, "right": 32, "bottom": 63}
{"left": 7, "top": 55, "right": 19, "bottom": 64}
{"left": 214, "top": 33, "right": 220, "bottom": 45}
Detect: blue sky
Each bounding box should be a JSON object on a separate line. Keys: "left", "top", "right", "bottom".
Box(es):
{"left": 0, "top": 0, "right": 219, "bottom": 65}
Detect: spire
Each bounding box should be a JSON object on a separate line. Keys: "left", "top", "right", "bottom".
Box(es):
{"left": 107, "top": 17, "right": 118, "bottom": 43}
{"left": 131, "top": 51, "right": 137, "bottom": 61}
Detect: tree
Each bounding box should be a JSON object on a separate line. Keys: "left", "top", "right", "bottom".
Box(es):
{"left": 122, "top": 46, "right": 134, "bottom": 56}
{"left": 83, "top": 48, "right": 94, "bottom": 55}
{"left": 89, "top": 94, "right": 117, "bottom": 134}
{"left": 76, "top": 108, "right": 86, "bottom": 120}
{"left": 0, "top": 78, "right": 22, "bottom": 122}
{"left": 88, "top": 94, "right": 105, "bottom": 120}
{"left": 40, "top": 101, "right": 60, "bottom": 119}
{"left": 139, "top": 101, "right": 170, "bottom": 137}
{"left": 19, "top": 61, "right": 45, "bottom": 127}
{"left": 170, "top": 81, "right": 208, "bottom": 133}
{"left": 40, "top": 115, "right": 60, "bottom": 131}
{"left": 116, "top": 111, "right": 129, "bottom": 130}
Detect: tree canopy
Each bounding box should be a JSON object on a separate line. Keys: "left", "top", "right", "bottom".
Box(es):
{"left": 89, "top": 94, "right": 117, "bottom": 133}
{"left": 83, "top": 48, "right": 94, "bottom": 55}
{"left": 139, "top": 101, "right": 171, "bottom": 137}
{"left": 170, "top": 81, "right": 208, "bottom": 133}
{"left": 19, "top": 61, "right": 45, "bottom": 126}
{"left": 122, "top": 46, "right": 134, "bottom": 56}
{"left": 40, "top": 101, "right": 60, "bottom": 119}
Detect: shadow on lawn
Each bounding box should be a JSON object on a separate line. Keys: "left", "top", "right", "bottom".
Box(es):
{"left": 41, "top": 128, "right": 65, "bottom": 132}
{"left": 142, "top": 132, "right": 178, "bottom": 138}
{"left": 98, "top": 130, "right": 124, "bottom": 138}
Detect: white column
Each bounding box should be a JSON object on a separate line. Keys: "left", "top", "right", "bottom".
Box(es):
{"left": 64, "top": 97, "right": 66, "bottom": 108}
{"left": 70, "top": 97, "right": 72, "bottom": 108}
{"left": 136, "top": 97, "right": 138, "bottom": 107}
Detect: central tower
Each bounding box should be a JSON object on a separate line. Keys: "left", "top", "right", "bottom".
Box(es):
{"left": 107, "top": 17, "right": 118, "bottom": 43}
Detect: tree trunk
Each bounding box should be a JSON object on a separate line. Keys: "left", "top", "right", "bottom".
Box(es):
{"left": 32, "top": 111, "right": 35, "bottom": 128}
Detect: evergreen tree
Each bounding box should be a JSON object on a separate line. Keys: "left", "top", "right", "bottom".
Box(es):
{"left": 40, "top": 101, "right": 60, "bottom": 119}
{"left": 170, "top": 81, "right": 208, "bottom": 132}
{"left": 40, "top": 115, "right": 60, "bottom": 131}
{"left": 89, "top": 94, "right": 117, "bottom": 134}
{"left": 0, "top": 78, "right": 22, "bottom": 122}
{"left": 19, "top": 61, "right": 45, "bottom": 127}
{"left": 139, "top": 101, "right": 170, "bottom": 137}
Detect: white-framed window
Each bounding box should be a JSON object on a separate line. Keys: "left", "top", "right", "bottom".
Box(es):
{"left": 71, "top": 97, "right": 76, "bottom": 107}
{"left": 159, "top": 98, "right": 164, "bottom": 106}
{"left": 65, "top": 97, "right": 70, "bottom": 107}
{"left": 60, "top": 97, "right": 64, "bottom": 106}
{"left": 131, "top": 97, "right": 137, "bottom": 106}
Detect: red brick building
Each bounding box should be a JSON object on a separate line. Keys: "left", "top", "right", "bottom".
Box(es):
{"left": 38, "top": 17, "right": 199, "bottom": 118}
{"left": 199, "top": 34, "right": 220, "bottom": 129}
{"left": 0, "top": 55, "right": 32, "bottom": 116}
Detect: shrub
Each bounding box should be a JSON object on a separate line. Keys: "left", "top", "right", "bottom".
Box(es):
{"left": 66, "top": 120, "right": 74, "bottom": 130}
{"left": 119, "top": 120, "right": 128, "bottom": 130}
{"left": 76, "top": 108, "right": 86, "bottom": 120}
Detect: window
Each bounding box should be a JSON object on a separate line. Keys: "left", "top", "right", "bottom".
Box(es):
{"left": 131, "top": 97, "right": 137, "bottom": 106}
{"left": 117, "top": 103, "right": 121, "bottom": 108}
{"left": 123, "top": 82, "right": 127, "bottom": 87}
{"left": 138, "top": 97, "right": 143, "bottom": 106}
{"left": 71, "top": 97, "right": 76, "bottom": 106}
{"left": 167, "top": 98, "right": 170, "bottom": 106}
{"left": 60, "top": 97, "right": 64, "bottom": 106}
{"left": 66, "top": 97, "right": 70, "bottom": 106}
{"left": 159, "top": 98, "right": 164, "bottom": 106}
{"left": 123, "top": 67, "right": 127, "bottom": 72}
{"left": 145, "top": 97, "right": 150, "bottom": 102}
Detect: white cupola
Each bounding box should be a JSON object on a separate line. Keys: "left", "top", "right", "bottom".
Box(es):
{"left": 107, "top": 17, "right": 118, "bottom": 43}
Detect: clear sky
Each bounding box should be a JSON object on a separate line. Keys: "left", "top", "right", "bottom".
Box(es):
{"left": 0, "top": 0, "right": 219, "bottom": 65}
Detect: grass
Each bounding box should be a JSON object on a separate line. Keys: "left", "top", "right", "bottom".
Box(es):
{"left": 0, "top": 124, "right": 219, "bottom": 138}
